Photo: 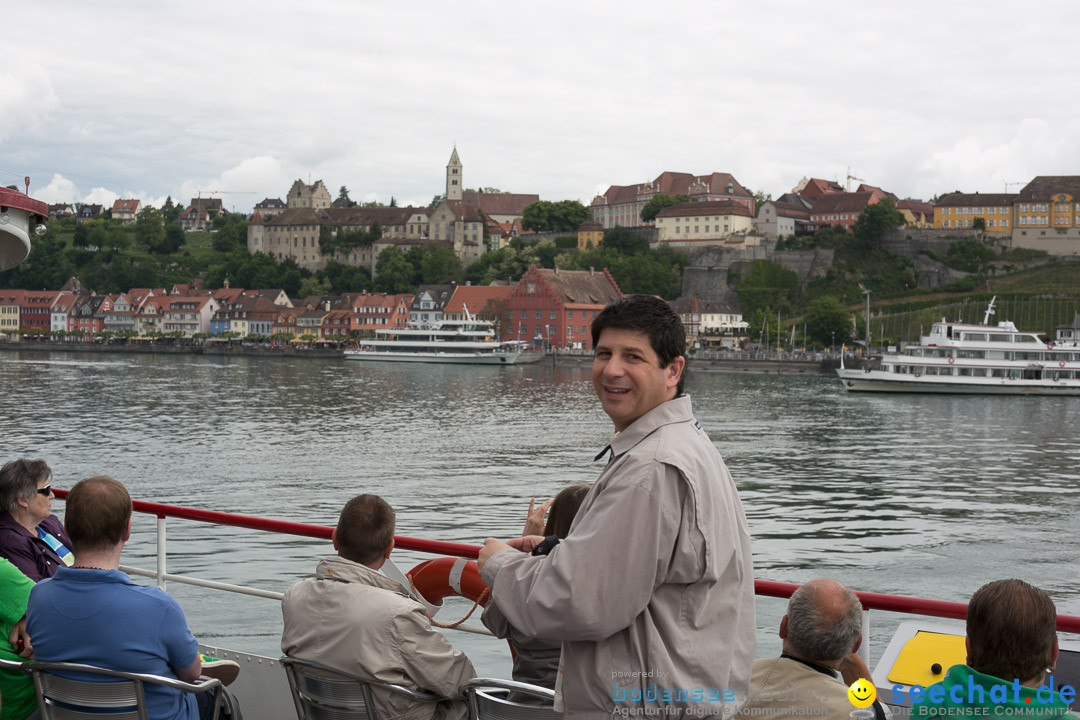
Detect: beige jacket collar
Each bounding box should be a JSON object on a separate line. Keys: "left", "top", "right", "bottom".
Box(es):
{"left": 604, "top": 395, "right": 694, "bottom": 459}
{"left": 315, "top": 556, "right": 411, "bottom": 597}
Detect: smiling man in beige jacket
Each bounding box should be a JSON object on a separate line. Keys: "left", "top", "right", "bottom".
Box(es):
{"left": 478, "top": 295, "right": 756, "bottom": 720}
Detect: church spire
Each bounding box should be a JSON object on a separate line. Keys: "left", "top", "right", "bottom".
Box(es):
{"left": 446, "top": 146, "right": 463, "bottom": 201}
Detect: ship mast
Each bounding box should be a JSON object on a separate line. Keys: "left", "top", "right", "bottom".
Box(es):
{"left": 982, "top": 296, "right": 997, "bottom": 325}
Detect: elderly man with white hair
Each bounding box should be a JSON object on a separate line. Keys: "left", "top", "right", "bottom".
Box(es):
{"left": 739, "top": 578, "right": 886, "bottom": 720}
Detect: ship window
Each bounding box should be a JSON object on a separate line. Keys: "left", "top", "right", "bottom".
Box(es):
{"left": 964, "top": 333, "right": 987, "bottom": 342}
{"left": 939, "top": 367, "right": 954, "bottom": 376}
{"left": 971, "top": 368, "right": 987, "bottom": 377}
{"left": 988, "top": 334, "right": 1011, "bottom": 342}
{"left": 958, "top": 368, "right": 972, "bottom": 377}
{"left": 924, "top": 366, "right": 938, "bottom": 375}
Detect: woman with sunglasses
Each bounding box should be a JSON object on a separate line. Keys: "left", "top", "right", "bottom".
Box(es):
{"left": 0, "top": 458, "right": 74, "bottom": 581}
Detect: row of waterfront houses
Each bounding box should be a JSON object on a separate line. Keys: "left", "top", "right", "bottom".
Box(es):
{"left": 0, "top": 267, "right": 747, "bottom": 350}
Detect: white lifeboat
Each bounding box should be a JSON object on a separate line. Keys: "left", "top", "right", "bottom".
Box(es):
{"left": 0, "top": 184, "right": 49, "bottom": 271}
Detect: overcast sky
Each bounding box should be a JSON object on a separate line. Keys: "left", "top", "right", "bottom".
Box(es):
{"left": 4, "top": 1, "right": 1078, "bottom": 214}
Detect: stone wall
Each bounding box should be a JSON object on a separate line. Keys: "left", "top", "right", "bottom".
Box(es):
{"left": 881, "top": 227, "right": 982, "bottom": 257}
{"left": 680, "top": 245, "right": 833, "bottom": 302}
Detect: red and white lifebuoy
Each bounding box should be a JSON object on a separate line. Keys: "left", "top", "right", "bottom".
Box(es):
{"left": 407, "top": 557, "right": 490, "bottom": 607}
{"left": 1047, "top": 341, "right": 1055, "bottom": 350}
{"left": 948, "top": 357, "right": 955, "bottom": 365}
{"left": 1060, "top": 360, "right": 1066, "bottom": 368}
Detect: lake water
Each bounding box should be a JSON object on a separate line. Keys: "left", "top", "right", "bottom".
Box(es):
{"left": 3, "top": 350, "right": 1079, "bottom": 677}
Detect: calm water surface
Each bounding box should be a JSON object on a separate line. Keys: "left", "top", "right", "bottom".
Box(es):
{"left": 2, "top": 351, "right": 1079, "bottom": 676}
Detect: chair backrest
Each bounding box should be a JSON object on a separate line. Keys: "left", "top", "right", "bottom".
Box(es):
{"left": 281, "top": 656, "right": 442, "bottom": 720}
{"left": 28, "top": 660, "right": 223, "bottom": 720}
{"left": 460, "top": 678, "right": 562, "bottom": 720}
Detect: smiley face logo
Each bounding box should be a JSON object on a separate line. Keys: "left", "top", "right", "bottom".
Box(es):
{"left": 847, "top": 679, "right": 876, "bottom": 708}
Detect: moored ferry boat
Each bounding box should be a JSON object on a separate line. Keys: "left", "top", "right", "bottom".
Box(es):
{"left": 837, "top": 297, "right": 1080, "bottom": 395}
{"left": 343, "top": 316, "right": 529, "bottom": 365}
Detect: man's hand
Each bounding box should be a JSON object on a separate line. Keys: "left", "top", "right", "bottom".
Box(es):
{"left": 506, "top": 535, "right": 546, "bottom": 554}
{"left": 9, "top": 617, "right": 31, "bottom": 659}
{"left": 477, "top": 538, "right": 511, "bottom": 572}
{"left": 838, "top": 652, "right": 872, "bottom": 686}
{"left": 522, "top": 497, "right": 554, "bottom": 537}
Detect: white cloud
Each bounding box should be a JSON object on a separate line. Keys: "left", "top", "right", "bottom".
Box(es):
{"left": 83, "top": 187, "right": 118, "bottom": 207}
{"left": 0, "top": 63, "right": 61, "bottom": 144}
{"left": 32, "top": 174, "right": 80, "bottom": 204}
{"left": 5, "top": 1, "right": 1080, "bottom": 210}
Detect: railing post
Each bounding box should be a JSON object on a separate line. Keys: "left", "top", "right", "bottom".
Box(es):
{"left": 860, "top": 608, "right": 870, "bottom": 665}
{"left": 157, "top": 515, "right": 167, "bottom": 590}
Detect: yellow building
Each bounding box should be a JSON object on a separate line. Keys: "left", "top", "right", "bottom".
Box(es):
{"left": 933, "top": 193, "right": 1015, "bottom": 233}
{"left": 1011, "top": 177, "right": 1080, "bottom": 255}
{"left": 577, "top": 220, "right": 604, "bottom": 250}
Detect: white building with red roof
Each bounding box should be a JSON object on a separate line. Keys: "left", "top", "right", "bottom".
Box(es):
{"left": 111, "top": 198, "right": 141, "bottom": 224}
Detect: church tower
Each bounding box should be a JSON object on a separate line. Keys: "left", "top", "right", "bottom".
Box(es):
{"left": 446, "top": 147, "right": 463, "bottom": 201}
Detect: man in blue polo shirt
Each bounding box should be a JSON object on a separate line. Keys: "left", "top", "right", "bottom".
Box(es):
{"left": 27, "top": 476, "right": 222, "bottom": 720}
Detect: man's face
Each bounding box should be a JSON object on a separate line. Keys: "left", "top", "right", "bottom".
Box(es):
{"left": 592, "top": 328, "right": 684, "bottom": 432}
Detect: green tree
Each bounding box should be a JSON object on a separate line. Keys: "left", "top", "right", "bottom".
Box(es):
{"left": 338, "top": 186, "right": 353, "bottom": 206}
{"left": 803, "top": 297, "right": 851, "bottom": 347}
{"left": 322, "top": 260, "right": 372, "bottom": 294}
{"left": 135, "top": 207, "right": 166, "bottom": 253}
{"left": 429, "top": 194, "right": 445, "bottom": 208}
{"left": 298, "top": 276, "right": 332, "bottom": 298}
{"left": 165, "top": 222, "right": 185, "bottom": 253}
{"left": 735, "top": 261, "right": 799, "bottom": 317}
{"left": 639, "top": 193, "right": 690, "bottom": 223}
{"left": 101, "top": 227, "right": 133, "bottom": 254}
{"left": 162, "top": 196, "right": 181, "bottom": 225}
{"left": 419, "top": 244, "right": 464, "bottom": 284}
{"left": 752, "top": 190, "right": 772, "bottom": 209}
{"left": 852, "top": 196, "right": 904, "bottom": 248}
{"left": 521, "top": 200, "right": 591, "bottom": 232}
{"left": 374, "top": 247, "right": 416, "bottom": 293}
{"left": 602, "top": 226, "right": 648, "bottom": 255}
{"left": 212, "top": 214, "right": 249, "bottom": 253}
{"left": 73, "top": 222, "right": 91, "bottom": 249}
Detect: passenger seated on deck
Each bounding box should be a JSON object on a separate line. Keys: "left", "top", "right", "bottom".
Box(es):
{"left": 281, "top": 494, "right": 475, "bottom": 720}
{"left": 739, "top": 579, "right": 887, "bottom": 720}
{"left": 912, "top": 579, "right": 1068, "bottom": 719}
{"left": 0, "top": 459, "right": 74, "bottom": 581}
{"left": 0, "top": 557, "right": 36, "bottom": 720}
{"left": 480, "top": 485, "right": 588, "bottom": 690}
{"left": 26, "top": 476, "right": 239, "bottom": 720}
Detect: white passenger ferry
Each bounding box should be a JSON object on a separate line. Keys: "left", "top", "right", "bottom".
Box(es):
{"left": 837, "top": 297, "right": 1080, "bottom": 395}
{"left": 344, "top": 312, "right": 530, "bottom": 365}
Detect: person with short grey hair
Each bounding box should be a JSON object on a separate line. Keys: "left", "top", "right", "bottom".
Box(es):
{"left": 0, "top": 458, "right": 73, "bottom": 581}
{"left": 739, "top": 579, "right": 885, "bottom": 720}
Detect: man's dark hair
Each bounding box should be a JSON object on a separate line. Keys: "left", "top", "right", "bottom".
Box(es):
{"left": 336, "top": 494, "right": 396, "bottom": 565}
{"left": 590, "top": 295, "right": 687, "bottom": 395}
{"left": 0, "top": 458, "right": 52, "bottom": 514}
{"left": 543, "top": 485, "right": 589, "bottom": 538}
{"left": 967, "top": 579, "right": 1057, "bottom": 683}
{"left": 65, "top": 476, "right": 132, "bottom": 553}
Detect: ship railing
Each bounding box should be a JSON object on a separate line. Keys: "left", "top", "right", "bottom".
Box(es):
{"left": 53, "top": 491, "right": 1080, "bottom": 658}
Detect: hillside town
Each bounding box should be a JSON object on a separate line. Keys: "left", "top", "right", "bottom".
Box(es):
{"left": 39, "top": 149, "right": 1080, "bottom": 276}
{"left": 7, "top": 147, "right": 1080, "bottom": 352}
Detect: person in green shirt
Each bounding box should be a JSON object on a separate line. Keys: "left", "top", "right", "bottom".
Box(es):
{"left": 0, "top": 556, "right": 35, "bottom": 720}
{"left": 912, "top": 579, "right": 1071, "bottom": 719}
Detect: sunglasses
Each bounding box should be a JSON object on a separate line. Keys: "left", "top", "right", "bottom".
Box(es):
{"left": 35, "top": 485, "right": 52, "bottom": 497}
